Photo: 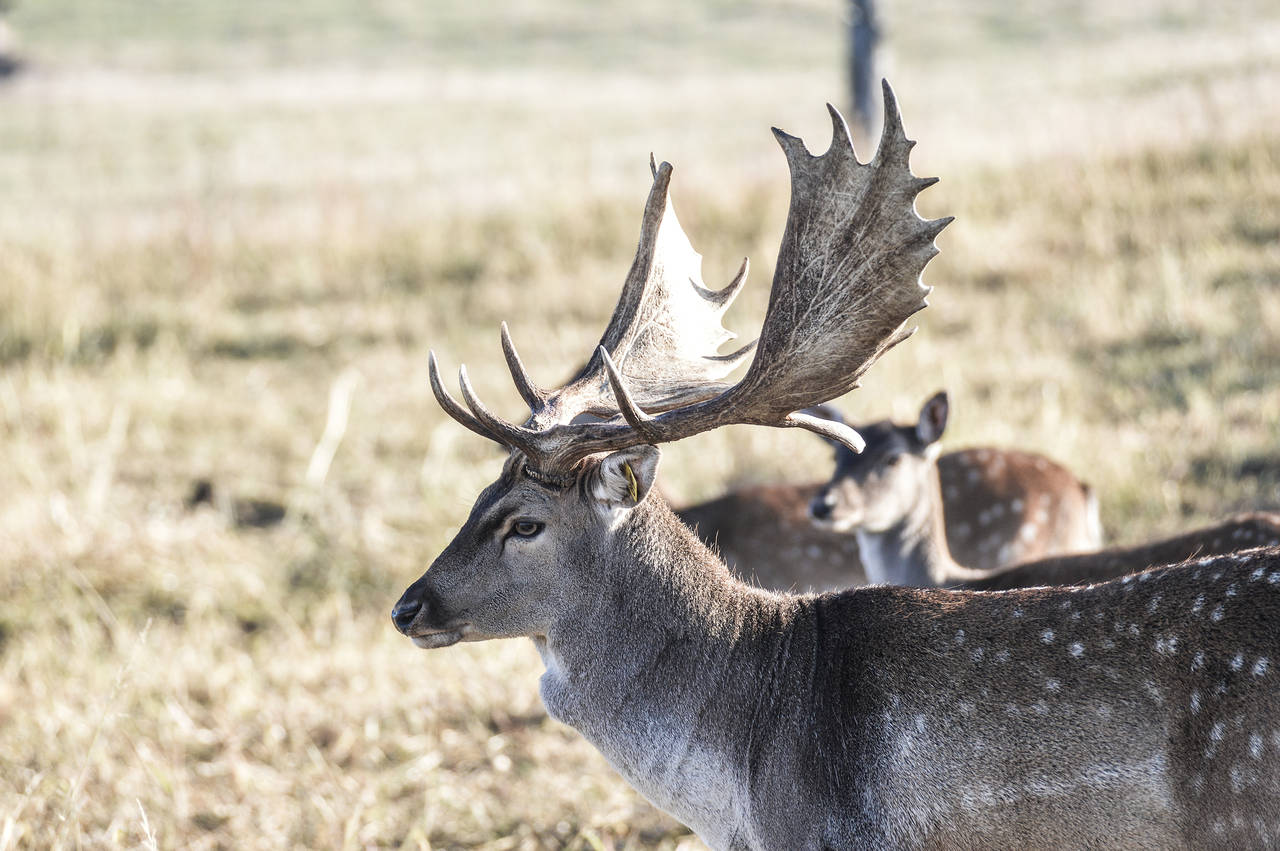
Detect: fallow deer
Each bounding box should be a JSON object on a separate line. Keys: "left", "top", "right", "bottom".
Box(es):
{"left": 392, "top": 86, "right": 1280, "bottom": 849}
{"left": 679, "top": 402, "right": 1101, "bottom": 591}
{"left": 811, "top": 390, "right": 1280, "bottom": 590}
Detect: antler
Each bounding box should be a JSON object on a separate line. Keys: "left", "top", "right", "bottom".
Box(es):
{"left": 431, "top": 82, "right": 950, "bottom": 481}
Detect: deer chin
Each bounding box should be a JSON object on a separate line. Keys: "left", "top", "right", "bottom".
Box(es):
{"left": 813, "top": 513, "right": 862, "bottom": 534}
{"left": 409, "top": 626, "right": 468, "bottom": 649}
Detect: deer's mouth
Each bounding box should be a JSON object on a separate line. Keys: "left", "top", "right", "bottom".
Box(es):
{"left": 409, "top": 625, "right": 468, "bottom": 649}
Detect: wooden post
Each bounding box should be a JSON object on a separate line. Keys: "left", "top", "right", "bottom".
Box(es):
{"left": 848, "top": 0, "right": 880, "bottom": 139}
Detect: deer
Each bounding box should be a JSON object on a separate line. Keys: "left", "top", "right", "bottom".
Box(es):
{"left": 392, "top": 85, "right": 1280, "bottom": 849}
{"left": 677, "top": 401, "right": 1101, "bottom": 591}
{"left": 809, "top": 389, "right": 1280, "bottom": 590}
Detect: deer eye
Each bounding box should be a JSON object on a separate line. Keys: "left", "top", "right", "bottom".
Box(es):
{"left": 883, "top": 453, "right": 903, "bottom": 466}
{"left": 510, "top": 520, "right": 544, "bottom": 539}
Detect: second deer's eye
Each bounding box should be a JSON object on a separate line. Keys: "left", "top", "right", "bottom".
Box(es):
{"left": 511, "top": 520, "right": 544, "bottom": 539}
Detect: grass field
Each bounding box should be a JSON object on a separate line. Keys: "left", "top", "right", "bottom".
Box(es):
{"left": 1, "top": 1, "right": 1279, "bottom": 847}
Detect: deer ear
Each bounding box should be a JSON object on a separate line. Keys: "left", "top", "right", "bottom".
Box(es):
{"left": 916, "top": 391, "right": 949, "bottom": 446}
{"left": 591, "top": 445, "right": 661, "bottom": 509}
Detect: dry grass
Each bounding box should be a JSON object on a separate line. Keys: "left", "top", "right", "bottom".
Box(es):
{"left": 1, "top": 0, "right": 1279, "bottom": 847}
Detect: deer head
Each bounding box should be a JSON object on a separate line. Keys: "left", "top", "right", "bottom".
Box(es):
{"left": 393, "top": 83, "right": 949, "bottom": 648}
{"left": 809, "top": 390, "right": 949, "bottom": 534}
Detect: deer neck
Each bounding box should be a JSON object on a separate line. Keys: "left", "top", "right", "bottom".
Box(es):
{"left": 533, "top": 497, "right": 792, "bottom": 848}
{"left": 855, "top": 464, "right": 986, "bottom": 587}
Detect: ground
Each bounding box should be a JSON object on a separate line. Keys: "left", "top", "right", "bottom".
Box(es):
{"left": 0, "top": 0, "right": 1278, "bottom": 848}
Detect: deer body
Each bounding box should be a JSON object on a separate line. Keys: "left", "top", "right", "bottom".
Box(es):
{"left": 393, "top": 92, "right": 1280, "bottom": 847}
{"left": 815, "top": 392, "right": 1280, "bottom": 590}
{"left": 430, "top": 470, "right": 1280, "bottom": 848}
{"left": 680, "top": 442, "right": 1100, "bottom": 591}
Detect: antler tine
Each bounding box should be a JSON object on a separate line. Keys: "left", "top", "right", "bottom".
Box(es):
{"left": 708, "top": 257, "right": 750, "bottom": 312}
{"left": 598, "top": 347, "right": 659, "bottom": 440}
{"left": 500, "top": 322, "right": 548, "bottom": 410}
{"left": 428, "top": 351, "right": 504, "bottom": 445}
{"left": 456, "top": 364, "right": 539, "bottom": 457}
{"left": 785, "top": 410, "right": 866, "bottom": 453}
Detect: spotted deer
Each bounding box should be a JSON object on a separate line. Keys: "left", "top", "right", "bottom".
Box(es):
{"left": 679, "top": 401, "right": 1101, "bottom": 591}
{"left": 811, "top": 390, "right": 1280, "bottom": 590}
{"left": 392, "top": 87, "right": 1280, "bottom": 849}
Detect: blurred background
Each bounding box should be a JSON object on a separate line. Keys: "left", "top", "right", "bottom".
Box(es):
{"left": 0, "top": 0, "right": 1277, "bottom": 848}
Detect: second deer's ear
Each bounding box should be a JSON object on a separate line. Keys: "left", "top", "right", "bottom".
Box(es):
{"left": 590, "top": 445, "right": 661, "bottom": 510}
{"left": 916, "top": 391, "right": 949, "bottom": 446}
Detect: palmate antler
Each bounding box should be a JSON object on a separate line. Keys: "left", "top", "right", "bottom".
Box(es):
{"left": 429, "top": 158, "right": 755, "bottom": 444}
{"left": 431, "top": 82, "right": 951, "bottom": 482}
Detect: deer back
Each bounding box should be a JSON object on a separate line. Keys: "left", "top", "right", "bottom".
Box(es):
{"left": 962, "top": 512, "right": 1280, "bottom": 591}
{"left": 939, "top": 447, "right": 1101, "bottom": 569}
{"left": 768, "top": 547, "right": 1280, "bottom": 848}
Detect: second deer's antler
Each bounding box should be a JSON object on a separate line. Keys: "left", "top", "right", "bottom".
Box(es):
{"left": 431, "top": 82, "right": 951, "bottom": 480}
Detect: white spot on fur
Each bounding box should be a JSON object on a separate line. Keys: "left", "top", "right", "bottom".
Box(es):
{"left": 1193, "top": 650, "right": 1206, "bottom": 672}
{"left": 1147, "top": 595, "right": 1162, "bottom": 614}
{"left": 1192, "top": 594, "right": 1205, "bottom": 614}
{"left": 1251, "top": 567, "right": 1266, "bottom": 582}
{"left": 1211, "top": 605, "right": 1225, "bottom": 623}
{"left": 1211, "top": 722, "right": 1226, "bottom": 742}
{"left": 972, "top": 647, "right": 985, "bottom": 663}
{"left": 1012, "top": 607, "right": 1024, "bottom": 619}
{"left": 1254, "top": 658, "right": 1269, "bottom": 677}
{"left": 1250, "top": 733, "right": 1263, "bottom": 759}
{"left": 1155, "top": 636, "right": 1179, "bottom": 656}
{"left": 1045, "top": 678, "right": 1061, "bottom": 693}
{"left": 954, "top": 629, "right": 966, "bottom": 645}
{"left": 1231, "top": 653, "right": 1245, "bottom": 672}
{"left": 1031, "top": 700, "right": 1049, "bottom": 715}
{"left": 1225, "top": 583, "right": 1238, "bottom": 597}
{"left": 1069, "top": 642, "right": 1084, "bottom": 658}
{"left": 1042, "top": 630, "right": 1055, "bottom": 644}
{"left": 1190, "top": 690, "right": 1201, "bottom": 714}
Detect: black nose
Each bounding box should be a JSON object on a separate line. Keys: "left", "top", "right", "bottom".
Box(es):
{"left": 391, "top": 598, "right": 421, "bottom": 633}
{"left": 810, "top": 491, "right": 834, "bottom": 520}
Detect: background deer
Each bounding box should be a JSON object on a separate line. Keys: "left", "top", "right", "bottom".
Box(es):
{"left": 392, "top": 89, "right": 1280, "bottom": 848}
{"left": 678, "top": 400, "right": 1100, "bottom": 590}
{"left": 812, "top": 390, "right": 1280, "bottom": 588}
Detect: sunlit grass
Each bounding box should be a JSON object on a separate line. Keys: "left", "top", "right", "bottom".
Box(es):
{"left": 1, "top": 0, "right": 1278, "bottom": 847}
